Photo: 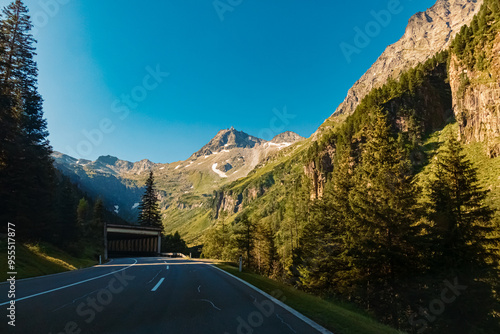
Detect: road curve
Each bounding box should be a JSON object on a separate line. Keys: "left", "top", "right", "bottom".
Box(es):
{"left": 1, "top": 257, "right": 330, "bottom": 334}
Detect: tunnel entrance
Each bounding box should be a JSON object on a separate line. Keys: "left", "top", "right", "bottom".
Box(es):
{"left": 105, "top": 224, "right": 162, "bottom": 258}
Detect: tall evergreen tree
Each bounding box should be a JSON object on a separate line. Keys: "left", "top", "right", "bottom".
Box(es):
{"left": 425, "top": 136, "right": 499, "bottom": 333}
{"left": 138, "top": 170, "right": 162, "bottom": 229}
{"left": 0, "top": 0, "right": 55, "bottom": 239}
{"left": 234, "top": 212, "right": 256, "bottom": 267}
{"left": 298, "top": 144, "right": 352, "bottom": 295}
{"left": 347, "top": 109, "right": 422, "bottom": 326}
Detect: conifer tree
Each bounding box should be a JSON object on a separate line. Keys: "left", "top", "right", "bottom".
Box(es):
{"left": 234, "top": 212, "right": 255, "bottom": 267}
{"left": 347, "top": 109, "right": 421, "bottom": 325}
{"left": 0, "top": 0, "right": 55, "bottom": 239}
{"left": 298, "top": 145, "right": 352, "bottom": 295}
{"left": 425, "top": 136, "right": 499, "bottom": 332}
{"left": 91, "top": 198, "right": 105, "bottom": 239}
{"left": 138, "top": 170, "right": 162, "bottom": 229}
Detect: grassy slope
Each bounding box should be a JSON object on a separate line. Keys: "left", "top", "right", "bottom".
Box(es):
{"left": 216, "top": 263, "right": 403, "bottom": 334}
{"left": 164, "top": 207, "right": 213, "bottom": 245}
{"left": 417, "top": 122, "right": 500, "bottom": 222}
{"left": 0, "top": 240, "right": 97, "bottom": 281}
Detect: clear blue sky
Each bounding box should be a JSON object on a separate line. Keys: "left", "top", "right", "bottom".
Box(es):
{"left": 3, "top": 0, "right": 437, "bottom": 163}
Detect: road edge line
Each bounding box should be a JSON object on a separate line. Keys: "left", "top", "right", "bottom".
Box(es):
{"left": 0, "top": 258, "right": 137, "bottom": 306}
{"left": 0, "top": 258, "right": 115, "bottom": 285}
{"left": 210, "top": 264, "right": 334, "bottom": 334}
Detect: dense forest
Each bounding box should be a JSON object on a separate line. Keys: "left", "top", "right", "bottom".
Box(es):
{"left": 0, "top": 0, "right": 126, "bottom": 258}
{"left": 203, "top": 1, "right": 500, "bottom": 332}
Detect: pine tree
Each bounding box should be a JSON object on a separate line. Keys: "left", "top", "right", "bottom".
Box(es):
{"left": 138, "top": 170, "right": 162, "bottom": 229}
{"left": 234, "top": 212, "right": 255, "bottom": 267}
{"left": 0, "top": 0, "right": 55, "bottom": 239}
{"left": 298, "top": 145, "right": 352, "bottom": 295}
{"left": 347, "top": 109, "right": 422, "bottom": 326}
{"left": 425, "top": 136, "right": 499, "bottom": 332}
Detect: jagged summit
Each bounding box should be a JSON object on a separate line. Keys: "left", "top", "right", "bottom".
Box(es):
{"left": 326, "top": 0, "right": 483, "bottom": 122}
{"left": 191, "top": 127, "right": 265, "bottom": 158}
{"left": 95, "top": 155, "right": 119, "bottom": 166}
{"left": 271, "top": 131, "right": 304, "bottom": 144}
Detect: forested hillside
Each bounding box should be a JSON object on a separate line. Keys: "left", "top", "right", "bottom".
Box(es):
{"left": 0, "top": 0, "right": 126, "bottom": 260}
{"left": 202, "top": 1, "right": 500, "bottom": 332}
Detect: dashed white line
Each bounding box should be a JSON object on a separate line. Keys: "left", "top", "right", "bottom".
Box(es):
{"left": 200, "top": 299, "right": 221, "bottom": 311}
{"left": 198, "top": 285, "right": 201, "bottom": 293}
{"left": 151, "top": 278, "right": 165, "bottom": 292}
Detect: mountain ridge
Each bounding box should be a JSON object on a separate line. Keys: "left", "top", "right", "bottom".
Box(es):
{"left": 315, "top": 0, "right": 483, "bottom": 138}
{"left": 52, "top": 128, "right": 304, "bottom": 226}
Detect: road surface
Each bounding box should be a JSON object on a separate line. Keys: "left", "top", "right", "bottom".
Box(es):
{"left": 1, "top": 257, "right": 330, "bottom": 333}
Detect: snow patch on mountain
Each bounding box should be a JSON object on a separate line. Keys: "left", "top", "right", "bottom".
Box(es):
{"left": 212, "top": 163, "right": 228, "bottom": 178}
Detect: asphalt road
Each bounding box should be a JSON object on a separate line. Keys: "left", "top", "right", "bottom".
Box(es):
{"left": 0, "top": 257, "right": 329, "bottom": 334}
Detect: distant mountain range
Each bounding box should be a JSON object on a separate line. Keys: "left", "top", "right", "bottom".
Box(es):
{"left": 53, "top": 0, "right": 498, "bottom": 248}
{"left": 52, "top": 128, "right": 304, "bottom": 223}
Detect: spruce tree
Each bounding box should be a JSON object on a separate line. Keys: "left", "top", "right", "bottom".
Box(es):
{"left": 0, "top": 0, "right": 55, "bottom": 239}
{"left": 347, "top": 109, "right": 422, "bottom": 326}
{"left": 425, "top": 136, "right": 499, "bottom": 333}
{"left": 138, "top": 170, "right": 162, "bottom": 229}
{"left": 298, "top": 145, "right": 352, "bottom": 295}
{"left": 234, "top": 212, "right": 255, "bottom": 267}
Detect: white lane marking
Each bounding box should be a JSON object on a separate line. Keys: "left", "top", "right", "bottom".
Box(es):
{"left": 200, "top": 299, "right": 221, "bottom": 311}
{"left": 167, "top": 265, "right": 169, "bottom": 270}
{"left": 197, "top": 285, "right": 201, "bottom": 293}
{"left": 210, "top": 265, "right": 333, "bottom": 334}
{"left": 0, "top": 259, "right": 138, "bottom": 306}
{"left": 0, "top": 258, "right": 117, "bottom": 286}
{"left": 151, "top": 278, "right": 165, "bottom": 292}
{"left": 276, "top": 314, "right": 297, "bottom": 333}
{"left": 147, "top": 270, "right": 162, "bottom": 284}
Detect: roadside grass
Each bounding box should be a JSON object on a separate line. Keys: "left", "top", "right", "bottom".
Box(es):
{"left": 0, "top": 239, "right": 97, "bottom": 282}
{"left": 215, "top": 263, "right": 403, "bottom": 334}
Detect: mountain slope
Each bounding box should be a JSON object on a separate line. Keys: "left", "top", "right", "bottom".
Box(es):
{"left": 316, "top": 0, "right": 483, "bottom": 137}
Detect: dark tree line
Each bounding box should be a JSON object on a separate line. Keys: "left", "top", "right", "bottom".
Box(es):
{"left": 0, "top": 1, "right": 125, "bottom": 256}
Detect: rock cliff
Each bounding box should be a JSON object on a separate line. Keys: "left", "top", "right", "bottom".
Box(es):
{"left": 322, "top": 0, "right": 483, "bottom": 131}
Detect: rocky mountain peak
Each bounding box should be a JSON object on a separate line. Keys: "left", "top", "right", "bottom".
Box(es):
{"left": 191, "top": 127, "right": 265, "bottom": 158}
{"left": 316, "top": 0, "right": 483, "bottom": 136}
{"left": 95, "top": 155, "right": 119, "bottom": 166}
{"left": 271, "top": 131, "right": 304, "bottom": 144}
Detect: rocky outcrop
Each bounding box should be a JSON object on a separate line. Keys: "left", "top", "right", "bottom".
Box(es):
{"left": 316, "top": 0, "right": 483, "bottom": 138}
{"left": 450, "top": 41, "right": 500, "bottom": 157}
{"left": 212, "top": 191, "right": 243, "bottom": 219}
{"left": 304, "top": 146, "right": 335, "bottom": 200}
